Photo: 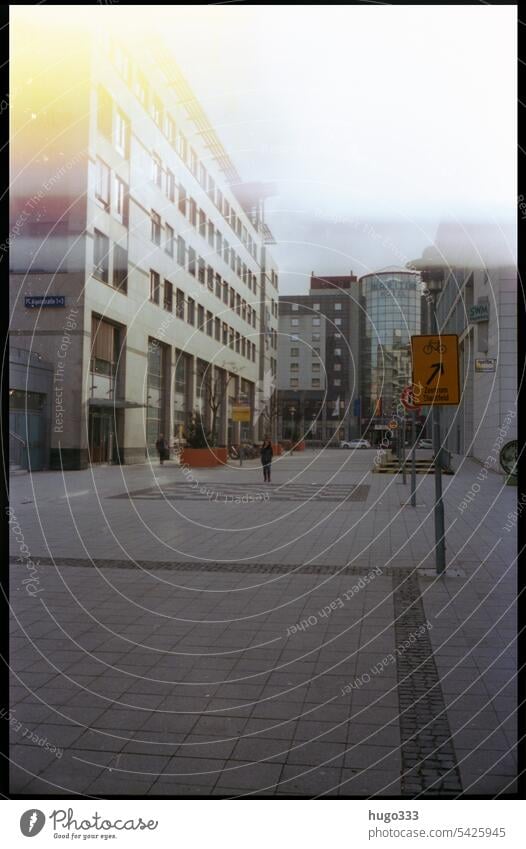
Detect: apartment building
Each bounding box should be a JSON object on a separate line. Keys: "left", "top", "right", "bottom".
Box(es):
{"left": 277, "top": 274, "right": 361, "bottom": 442}
{"left": 9, "top": 25, "right": 279, "bottom": 469}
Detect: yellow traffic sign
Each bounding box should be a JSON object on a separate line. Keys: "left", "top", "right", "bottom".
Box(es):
{"left": 232, "top": 406, "right": 251, "bottom": 422}
{"left": 411, "top": 334, "right": 460, "bottom": 405}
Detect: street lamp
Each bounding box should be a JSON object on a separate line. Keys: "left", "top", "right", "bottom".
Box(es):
{"left": 408, "top": 258, "right": 446, "bottom": 574}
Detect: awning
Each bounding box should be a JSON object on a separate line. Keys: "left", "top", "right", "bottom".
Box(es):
{"left": 88, "top": 398, "right": 146, "bottom": 409}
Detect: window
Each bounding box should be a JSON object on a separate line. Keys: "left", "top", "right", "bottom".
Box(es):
{"left": 198, "top": 257, "right": 205, "bottom": 284}
{"left": 166, "top": 115, "right": 176, "bottom": 145}
{"left": 188, "top": 247, "right": 196, "bottom": 276}
{"left": 208, "top": 175, "right": 216, "bottom": 202}
{"left": 229, "top": 328, "right": 234, "bottom": 350}
{"left": 149, "top": 270, "right": 160, "bottom": 304}
{"left": 222, "top": 282, "right": 229, "bottom": 304}
{"left": 199, "top": 162, "right": 207, "bottom": 188}
{"left": 165, "top": 224, "right": 174, "bottom": 257}
{"left": 208, "top": 221, "right": 215, "bottom": 247}
{"left": 177, "top": 235, "right": 186, "bottom": 266}
{"left": 215, "top": 273, "right": 222, "bottom": 299}
{"left": 114, "top": 108, "right": 129, "bottom": 157}
{"left": 176, "top": 289, "right": 185, "bottom": 320}
{"left": 241, "top": 337, "right": 246, "bottom": 357}
{"left": 334, "top": 379, "right": 341, "bottom": 386}
{"left": 178, "top": 184, "right": 187, "bottom": 216}
{"left": 312, "top": 347, "right": 320, "bottom": 356}
{"left": 151, "top": 96, "right": 163, "bottom": 127}
{"left": 229, "top": 288, "right": 235, "bottom": 309}
{"left": 223, "top": 239, "right": 229, "bottom": 264}
{"left": 312, "top": 332, "right": 320, "bottom": 341}
{"left": 207, "top": 265, "right": 214, "bottom": 290}
{"left": 312, "top": 363, "right": 320, "bottom": 372}
{"left": 163, "top": 280, "right": 173, "bottom": 312}
{"left": 206, "top": 310, "right": 213, "bottom": 337}
{"left": 312, "top": 318, "right": 320, "bottom": 326}
{"left": 93, "top": 230, "right": 109, "bottom": 283}
{"left": 91, "top": 315, "right": 118, "bottom": 377}
{"left": 230, "top": 248, "right": 236, "bottom": 272}
{"left": 290, "top": 348, "right": 299, "bottom": 357}
{"left": 199, "top": 209, "right": 206, "bottom": 238}
{"left": 222, "top": 322, "right": 228, "bottom": 344}
{"left": 197, "top": 304, "right": 205, "bottom": 330}
{"left": 292, "top": 303, "right": 299, "bottom": 311}
{"left": 189, "top": 198, "right": 197, "bottom": 227}
{"left": 95, "top": 158, "right": 110, "bottom": 209}
{"left": 189, "top": 148, "right": 198, "bottom": 175}
{"left": 223, "top": 198, "right": 230, "bottom": 220}
{"left": 334, "top": 363, "right": 341, "bottom": 372}
{"left": 334, "top": 347, "right": 341, "bottom": 356}
{"left": 312, "top": 378, "right": 320, "bottom": 388}
{"left": 290, "top": 362, "right": 299, "bottom": 371}
{"left": 177, "top": 132, "right": 188, "bottom": 162}
{"left": 335, "top": 303, "right": 342, "bottom": 311}
{"left": 334, "top": 318, "right": 342, "bottom": 326}
{"left": 112, "top": 244, "right": 127, "bottom": 293}
{"left": 290, "top": 378, "right": 299, "bottom": 388}
{"left": 215, "top": 317, "right": 221, "bottom": 341}
{"left": 187, "top": 297, "right": 195, "bottom": 325}
{"left": 236, "top": 294, "right": 241, "bottom": 315}
{"left": 134, "top": 71, "right": 148, "bottom": 107}
{"left": 151, "top": 155, "right": 162, "bottom": 187}
{"left": 216, "top": 188, "right": 223, "bottom": 212}
{"left": 216, "top": 230, "right": 222, "bottom": 255}
{"left": 151, "top": 211, "right": 161, "bottom": 245}
{"left": 114, "top": 176, "right": 128, "bottom": 226}
{"left": 166, "top": 169, "right": 175, "bottom": 202}
{"left": 97, "top": 87, "right": 112, "bottom": 139}
{"left": 235, "top": 331, "right": 240, "bottom": 353}
{"left": 291, "top": 319, "right": 299, "bottom": 327}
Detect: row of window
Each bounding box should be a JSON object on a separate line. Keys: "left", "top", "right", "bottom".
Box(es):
{"left": 148, "top": 271, "right": 257, "bottom": 363}
{"left": 290, "top": 317, "right": 343, "bottom": 327}
{"left": 291, "top": 302, "right": 343, "bottom": 312}
{"left": 102, "top": 42, "right": 261, "bottom": 259}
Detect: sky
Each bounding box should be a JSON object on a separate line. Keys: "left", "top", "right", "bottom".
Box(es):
{"left": 14, "top": 5, "right": 517, "bottom": 292}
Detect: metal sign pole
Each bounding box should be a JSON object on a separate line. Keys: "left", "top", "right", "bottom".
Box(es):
{"left": 402, "top": 416, "right": 407, "bottom": 484}
{"left": 410, "top": 411, "right": 416, "bottom": 506}
{"left": 433, "top": 404, "right": 446, "bottom": 574}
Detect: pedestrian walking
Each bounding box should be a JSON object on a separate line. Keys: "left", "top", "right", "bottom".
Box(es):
{"left": 260, "top": 436, "right": 273, "bottom": 483}
{"left": 155, "top": 433, "right": 169, "bottom": 465}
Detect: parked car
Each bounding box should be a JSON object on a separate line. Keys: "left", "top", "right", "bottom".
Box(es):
{"left": 340, "top": 439, "right": 371, "bottom": 449}
{"left": 418, "top": 439, "right": 433, "bottom": 449}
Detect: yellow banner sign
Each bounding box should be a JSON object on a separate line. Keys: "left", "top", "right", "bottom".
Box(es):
{"left": 411, "top": 334, "right": 460, "bottom": 406}
{"left": 232, "top": 406, "right": 251, "bottom": 422}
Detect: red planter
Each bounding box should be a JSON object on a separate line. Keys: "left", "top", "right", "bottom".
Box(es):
{"left": 180, "top": 447, "right": 221, "bottom": 467}
{"left": 295, "top": 441, "right": 305, "bottom": 452}
{"left": 214, "top": 447, "right": 228, "bottom": 465}
{"left": 273, "top": 443, "right": 283, "bottom": 456}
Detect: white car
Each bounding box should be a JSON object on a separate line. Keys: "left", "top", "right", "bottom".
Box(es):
{"left": 340, "top": 439, "right": 371, "bottom": 449}
{"left": 418, "top": 439, "right": 433, "bottom": 449}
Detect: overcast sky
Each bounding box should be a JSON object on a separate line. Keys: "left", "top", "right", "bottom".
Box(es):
{"left": 16, "top": 5, "right": 516, "bottom": 292}
{"left": 161, "top": 5, "right": 516, "bottom": 291}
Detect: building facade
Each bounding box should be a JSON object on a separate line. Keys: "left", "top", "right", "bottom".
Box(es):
{"left": 277, "top": 274, "right": 361, "bottom": 442}
{"left": 9, "top": 26, "right": 279, "bottom": 469}
{"left": 359, "top": 268, "right": 421, "bottom": 443}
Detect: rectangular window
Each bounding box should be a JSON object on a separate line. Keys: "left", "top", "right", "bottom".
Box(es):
{"left": 334, "top": 318, "right": 342, "bottom": 326}
{"left": 189, "top": 148, "right": 198, "bottom": 175}
{"left": 166, "top": 115, "right": 176, "bottom": 145}
{"left": 313, "top": 303, "right": 320, "bottom": 311}
{"left": 208, "top": 221, "right": 215, "bottom": 247}
{"left": 207, "top": 265, "right": 214, "bottom": 290}
{"left": 230, "top": 288, "right": 235, "bottom": 309}
{"left": 197, "top": 304, "right": 205, "bottom": 330}
{"left": 312, "top": 332, "right": 320, "bottom": 341}
{"left": 97, "top": 87, "right": 112, "bottom": 139}
{"left": 91, "top": 315, "right": 117, "bottom": 376}
{"left": 216, "top": 188, "right": 223, "bottom": 212}
{"left": 290, "top": 362, "right": 299, "bottom": 371}
{"left": 223, "top": 240, "right": 229, "bottom": 265}
{"left": 178, "top": 184, "right": 187, "bottom": 216}
{"left": 199, "top": 162, "right": 207, "bottom": 188}
{"left": 216, "top": 230, "right": 222, "bottom": 256}
{"left": 114, "top": 176, "right": 129, "bottom": 226}
{"left": 215, "top": 317, "right": 221, "bottom": 341}
{"left": 165, "top": 224, "right": 174, "bottom": 256}
{"left": 291, "top": 319, "right": 299, "bottom": 327}
{"left": 312, "top": 363, "right": 320, "bottom": 372}
{"left": 189, "top": 198, "right": 197, "bottom": 227}
{"left": 241, "top": 337, "right": 246, "bottom": 357}
{"left": 163, "top": 280, "right": 173, "bottom": 312}
{"left": 188, "top": 247, "right": 196, "bottom": 276}
{"left": 208, "top": 174, "right": 216, "bottom": 202}
{"left": 334, "top": 363, "right": 341, "bottom": 372}
{"left": 152, "top": 155, "right": 162, "bottom": 187}
{"left": 93, "top": 230, "right": 109, "bottom": 283}
{"left": 236, "top": 294, "right": 241, "bottom": 315}
{"left": 112, "top": 244, "right": 127, "bottom": 293}
{"left": 334, "top": 379, "right": 341, "bottom": 386}
{"left": 95, "top": 158, "right": 110, "bottom": 209}
{"left": 312, "top": 378, "right": 320, "bottom": 388}
{"left": 177, "top": 132, "right": 188, "bottom": 162}
{"left": 149, "top": 269, "right": 160, "bottom": 304}
{"left": 134, "top": 71, "right": 148, "bottom": 107}
{"left": 290, "top": 378, "right": 299, "bottom": 388}
{"left": 290, "top": 348, "right": 299, "bottom": 357}
{"left": 151, "top": 95, "right": 163, "bottom": 127}
{"left": 166, "top": 169, "right": 175, "bottom": 202}
{"left": 335, "top": 303, "right": 342, "bottom": 311}
{"left": 222, "top": 282, "right": 229, "bottom": 304}
{"left": 230, "top": 249, "right": 236, "bottom": 272}
{"left": 334, "top": 348, "right": 341, "bottom": 356}
{"left": 177, "top": 235, "right": 186, "bottom": 266}
{"left": 222, "top": 323, "right": 228, "bottom": 345}
{"left": 199, "top": 209, "right": 206, "bottom": 238}
{"left": 114, "top": 108, "right": 129, "bottom": 158}
{"left": 176, "top": 289, "right": 185, "bottom": 320}
{"left": 235, "top": 332, "right": 240, "bottom": 353}
{"left": 312, "top": 318, "right": 320, "bottom": 326}
{"left": 151, "top": 211, "right": 161, "bottom": 245}
{"left": 206, "top": 310, "right": 213, "bottom": 337}
{"left": 187, "top": 297, "right": 195, "bottom": 325}
{"left": 198, "top": 257, "right": 205, "bottom": 284}
{"left": 215, "top": 273, "right": 222, "bottom": 299}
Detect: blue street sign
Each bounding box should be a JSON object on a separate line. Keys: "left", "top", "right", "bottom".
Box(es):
{"left": 25, "top": 295, "right": 66, "bottom": 309}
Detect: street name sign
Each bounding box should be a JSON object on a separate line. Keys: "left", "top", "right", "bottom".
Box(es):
{"left": 411, "top": 334, "right": 460, "bottom": 406}
{"left": 25, "top": 295, "right": 66, "bottom": 308}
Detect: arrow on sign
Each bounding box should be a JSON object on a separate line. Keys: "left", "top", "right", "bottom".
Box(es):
{"left": 427, "top": 362, "right": 444, "bottom": 385}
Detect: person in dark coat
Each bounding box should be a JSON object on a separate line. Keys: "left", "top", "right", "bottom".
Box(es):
{"left": 155, "top": 433, "right": 168, "bottom": 465}
{"left": 260, "top": 436, "right": 273, "bottom": 483}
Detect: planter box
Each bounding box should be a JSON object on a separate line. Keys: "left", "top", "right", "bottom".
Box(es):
{"left": 180, "top": 447, "right": 220, "bottom": 467}
{"left": 295, "top": 441, "right": 305, "bottom": 452}
{"left": 272, "top": 443, "right": 283, "bottom": 456}
{"left": 214, "top": 447, "right": 228, "bottom": 465}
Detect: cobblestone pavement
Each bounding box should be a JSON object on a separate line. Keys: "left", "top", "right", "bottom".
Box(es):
{"left": 8, "top": 450, "right": 518, "bottom": 796}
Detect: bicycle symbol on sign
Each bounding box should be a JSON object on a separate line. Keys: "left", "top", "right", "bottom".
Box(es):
{"left": 423, "top": 339, "right": 446, "bottom": 355}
